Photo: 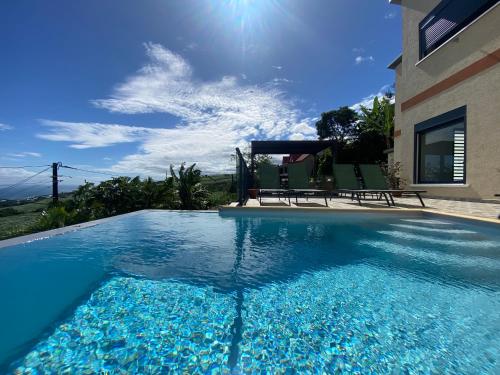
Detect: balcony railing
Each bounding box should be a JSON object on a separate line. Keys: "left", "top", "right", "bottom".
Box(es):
{"left": 419, "top": 0, "right": 498, "bottom": 59}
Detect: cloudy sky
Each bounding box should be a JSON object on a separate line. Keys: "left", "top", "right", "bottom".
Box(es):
{"left": 0, "top": 0, "right": 401, "bottom": 185}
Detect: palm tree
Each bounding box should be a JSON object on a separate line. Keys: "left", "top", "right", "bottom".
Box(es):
{"left": 359, "top": 95, "right": 395, "bottom": 149}
{"left": 169, "top": 163, "right": 209, "bottom": 209}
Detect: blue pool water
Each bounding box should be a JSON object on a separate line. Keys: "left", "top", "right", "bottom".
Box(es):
{"left": 0, "top": 210, "right": 499, "bottom": 373}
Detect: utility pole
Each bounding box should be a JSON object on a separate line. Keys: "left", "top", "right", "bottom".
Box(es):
{"left": 52, "top": 162, "right": 59, "bottom": 204}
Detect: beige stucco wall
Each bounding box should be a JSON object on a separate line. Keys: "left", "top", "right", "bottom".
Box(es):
{"left": 393, "top": 1, "right": 500, "bottom": 200}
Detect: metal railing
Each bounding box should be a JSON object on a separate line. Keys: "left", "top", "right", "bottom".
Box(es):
{"left": 235, "top": 148, "right": 252, "bottom": 206}
{"left": 419, "top": 0, "right": 497, "bottom": 58}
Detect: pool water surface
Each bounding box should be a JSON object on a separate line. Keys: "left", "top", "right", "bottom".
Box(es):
{"left": 0, "top": 210, "right": 499, "bottom": 373}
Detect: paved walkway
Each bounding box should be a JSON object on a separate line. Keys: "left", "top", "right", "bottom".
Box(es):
{"left": 245, "top": 196, "right": 500, "bottom": 221}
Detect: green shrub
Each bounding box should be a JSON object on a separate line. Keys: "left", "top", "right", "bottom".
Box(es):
{"left": 35, "top": 206, "right": 73, "bottom": 230}
{"left": 0, "top": 208, "right": 20, "bottom": 217}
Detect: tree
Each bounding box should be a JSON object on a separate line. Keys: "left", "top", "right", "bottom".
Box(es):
{"left": 169, "top": 163, "right": 209, "bottom": 210}
{"left": 315, "top": 106, "right": 358, "bottom": 145}
{"left": 358, "top": 95, "right": 395, "bottom": 149}
{"left": 240, "top": 145, "right": 273, "bottom": 170}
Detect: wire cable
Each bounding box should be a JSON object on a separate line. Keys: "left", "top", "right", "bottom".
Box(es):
{"left": 61, "top": 165, "right": 116, "bottom": 177}
{"left": 0, "top": 166, "right": 52, "bottom": 196}
{"left": 0, "top": 165, "right": 51, "bottom": 169}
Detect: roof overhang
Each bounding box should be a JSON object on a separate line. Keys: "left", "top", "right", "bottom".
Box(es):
{"left": 251, "top": 140, "right": 335, "bottom": 155}
{"left": 387, "top": 54, "right": 402, "bottom": 69}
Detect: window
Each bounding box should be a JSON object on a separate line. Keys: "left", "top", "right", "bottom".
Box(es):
{"left": 419, "top": 0, "right": 497, "bottom": 58}
{"left": 415, "top": 107, "right": 466, "bottom": 184}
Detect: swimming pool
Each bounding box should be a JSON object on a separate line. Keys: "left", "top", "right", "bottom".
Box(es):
{"left": 0, "top": 210, "right": 499, "bottom": 373}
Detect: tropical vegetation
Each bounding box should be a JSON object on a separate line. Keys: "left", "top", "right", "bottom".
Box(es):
{"left": 0, "top": 164, "right": 235, "bottom": 238}
{"left": 316, "top": 93, "right": 395, "bottom": 165}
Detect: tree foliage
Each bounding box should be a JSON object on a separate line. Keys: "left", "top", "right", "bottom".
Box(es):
{"left": 315, "top": 106, "right": 358, "bottom": 145}
{"left": 358, "top": 95, "right": 395, "bottom": 148}
{"left": 316, "top": 94, "right": 395, "bottom": 165}
{"left": 34, "top": 164, "right": 233, "bottom": 231}
{"left": 169, "top": 163, "right": 209, "bottom": 210}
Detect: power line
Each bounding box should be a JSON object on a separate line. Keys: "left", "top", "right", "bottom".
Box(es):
{"left": 61, "top": 165, "right": 116, "bottom": 177}
{"left": 0, "top": 165, "right": 51, "bottom": 169}
{"left": 5, "top": 180, "right": 52, "bottom": 199}
{"left": 0, "top": 166, "right": 52, "bottom": 196}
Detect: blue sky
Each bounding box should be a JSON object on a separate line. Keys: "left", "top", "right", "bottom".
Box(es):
{"left": 0, "top": 0, "right": 401, "bottom": 185}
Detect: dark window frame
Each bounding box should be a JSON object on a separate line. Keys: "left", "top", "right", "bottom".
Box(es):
{"left": 413, "top": 106, "right": 467, "bottom": 184}
{"left": 419, "top": 0, "right": 498, "bottom": 59}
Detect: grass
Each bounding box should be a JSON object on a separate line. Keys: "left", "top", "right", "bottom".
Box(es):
{"left": 0, "top": 197, "right": 70, "bottom": 240}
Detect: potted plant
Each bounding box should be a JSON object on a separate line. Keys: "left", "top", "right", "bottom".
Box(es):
{"left": 247, "top": 188, "right": 258, "bottom": 199}
{"left": 382, "top": 161, "right": 406, "bottom": 196}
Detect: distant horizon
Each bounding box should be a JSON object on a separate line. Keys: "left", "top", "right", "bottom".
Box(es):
{"left": 0, "top": 0, "right": 401, "bottom": 186}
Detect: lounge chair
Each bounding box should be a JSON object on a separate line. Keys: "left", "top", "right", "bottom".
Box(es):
{"left": 288, "top": 161, "right": 328, "bottom": 206}
{"left": 257, "top": 164, "right": 289, "bottom": 205}
{"left": 332, "top": 163, "right": 393, "bottom": 206}
{"left": 359, "top": 164, "right": 426, "bottom": 207}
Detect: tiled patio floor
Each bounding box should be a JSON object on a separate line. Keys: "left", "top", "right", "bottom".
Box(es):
{"left": 244, "top": 196, "right": 500, "bottom": 221}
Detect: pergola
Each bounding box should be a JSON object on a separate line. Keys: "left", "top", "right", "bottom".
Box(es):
{"left": 250, "top": 140, "right": 335, "bottom": 172}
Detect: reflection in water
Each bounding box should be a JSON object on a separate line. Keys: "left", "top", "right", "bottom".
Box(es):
{"left": 1, "top": 211, "right": 499, "bottom": 371}
{"left": 104, "top": 212, "right": 500, "bottom": 291}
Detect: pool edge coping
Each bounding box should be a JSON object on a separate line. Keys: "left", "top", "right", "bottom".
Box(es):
{"left": 219, "top": 205, "right": 500, "bottom": 225}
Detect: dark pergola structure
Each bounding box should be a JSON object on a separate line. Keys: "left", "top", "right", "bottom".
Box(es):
{"left": 235, "top": 140, "right": 336, "bottom": 205}
{"left": 250, "top": 140, "right": 335, "bottom": 174}
{"left": 251, "top": 140, "right": 335, "bottom": 156}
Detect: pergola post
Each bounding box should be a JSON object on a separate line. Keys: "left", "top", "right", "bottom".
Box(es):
{"left": 250, "top": 151, "right": 256, "bottom": 186}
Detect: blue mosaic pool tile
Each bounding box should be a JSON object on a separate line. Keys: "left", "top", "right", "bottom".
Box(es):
{"left": 240, "top": 265, "right": 500, "bottom": 374}
{"left": 12, "top": 277, "right": 235, "bottom": 374}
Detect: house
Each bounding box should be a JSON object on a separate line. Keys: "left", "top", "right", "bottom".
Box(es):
{"left": 389, "top": 0, "right": 500, "bottom": 200}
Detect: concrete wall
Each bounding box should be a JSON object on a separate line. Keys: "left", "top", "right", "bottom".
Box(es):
{"left": 393, "top": 1, "right": 500, "bottom": 199}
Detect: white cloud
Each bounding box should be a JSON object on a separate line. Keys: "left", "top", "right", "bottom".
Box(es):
{"left": 38, "top": 120, "right": 150, "bottom": 149}
{"left": 351, "top": 84, "right": 395, "bottom": 112}
{"left": 0, "top": 123, "right": 13, "bottom": 131}
{"left": 272, "top": 65, "right": 283, "bottom": 70}
{"left": 385, "top": 12, "right": 396, "bottom": 19}
{"left": 352, "top": 47, "right": 365, "bottom": 54}
{"left": 39, "top": 43, "right": 315, "bottom": 176}
{"left": 272, "top": 77, "right": 293, "bottom": 84}
{"left": 355, "top": 55, "right": 375, "bottom": 65}
{"left": 6, "top": 152, "right": 42, "bottom": 158}
{"left": 184, "top": 42, "right": 198, "bottom": 51}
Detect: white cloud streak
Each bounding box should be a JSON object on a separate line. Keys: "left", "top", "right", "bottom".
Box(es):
{"left": 6, "top": 152, "right": 42, "bottom": 158}
{"left": 350, "top": 84, "right": 395, "bottom": 112}
{"left": 0, "top": 123, "right": 13, "bottom": 131}
{"left": 385, "top": 12, "right": 396, "bottom": 19}
{"left": 355, "top": 55, "right": 375, "bottom": 65}
{"left": 38, "top": 43, "right": 316, "bottom": 176}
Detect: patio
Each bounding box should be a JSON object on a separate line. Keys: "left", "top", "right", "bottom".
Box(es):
{"left": 241, "top": 195, "right": 500, "bottom": 221}
{"left": 233, "top": 140, "right": 500, "bottom": 222}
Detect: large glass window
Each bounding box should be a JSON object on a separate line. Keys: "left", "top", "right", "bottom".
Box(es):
{"left": 417, "top": 119, "right": 465, "bottom": 183}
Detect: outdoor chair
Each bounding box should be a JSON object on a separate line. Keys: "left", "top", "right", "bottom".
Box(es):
{"left": 359, "top": 164, "right": 426, "bottom": 207}
{"left": 257, "top": 164, "right": 289, "bottom": 205}
{"left": 288, "top": 161, "right": 328, "bottom": 206}
{"left": 332, "top": 163, "right": 393, "bottom": 207}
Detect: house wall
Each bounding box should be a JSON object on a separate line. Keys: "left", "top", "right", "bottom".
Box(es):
{"left": 393, "top": 1, "right": 500, "bottom": 199}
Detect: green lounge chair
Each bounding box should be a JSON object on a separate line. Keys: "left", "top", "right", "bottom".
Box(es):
{"left": 332, "top": 163, "right": 359, "bottom": 190}
{"left": 257, "top": 164, "right": 289, "bottom": 204}
{"left": 359, "top": 164, "right": 426, "bottom": 207}
{"left": 288, "top": 161, "right": 328, "bottom": 206}
{"left": 332, "top": 163, "right": 392, "bottom": 206}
